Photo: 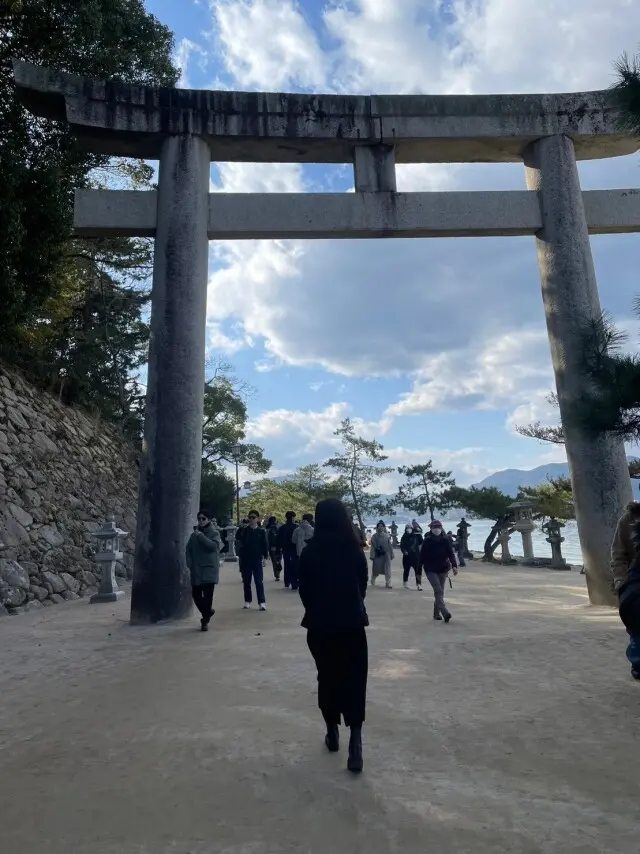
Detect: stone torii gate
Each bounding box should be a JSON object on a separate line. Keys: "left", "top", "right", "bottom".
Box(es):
{"left": 14, "top": 61, "right": 639, "bottom": 617}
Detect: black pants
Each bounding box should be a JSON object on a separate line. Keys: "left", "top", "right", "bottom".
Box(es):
{"left": 307, "top": 628, "right": 368, "bottom": 728}
{"left": 270, "top": 549, "right": 282, "bottom": 579}
{"left": 283, "top": 550, "right": 299, "bottom": 590}
{"left": 192, "top": 583, "right": 215, "bottom": 623}
{"left": 402, "top": 554, "right": 422, "bottom": 583}
{"left": 241, "top": 557, "right": 266, "bottom": 604}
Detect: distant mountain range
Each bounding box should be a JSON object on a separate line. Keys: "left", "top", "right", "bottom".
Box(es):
{"left": 472, "top": 463, "right": 570, "bottom": 497}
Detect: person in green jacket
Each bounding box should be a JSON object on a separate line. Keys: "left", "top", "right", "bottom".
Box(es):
{"left": 186, "top": 509, "right": 222, "bottom": 631}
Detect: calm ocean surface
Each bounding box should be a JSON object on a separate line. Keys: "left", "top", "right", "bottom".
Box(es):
{"left": 367, "top": 519, "right": 584, "bottom": 565}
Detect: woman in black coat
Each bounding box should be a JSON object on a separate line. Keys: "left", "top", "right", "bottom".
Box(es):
{"left": 298, "top": 498, "right": 369, "bottom": 773}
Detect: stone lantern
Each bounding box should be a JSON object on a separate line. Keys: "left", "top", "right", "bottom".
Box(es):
{"left": 542, "top": 517, "right": 570, "bottom": 570}
{"left": 225, "top": 524, "right": 239, "bottom": 562}
{"left": 508, "top": 500, "right": 535, "bottom": 560}
{"left": 90, "top": 517, "right": 128, "bottom": 603}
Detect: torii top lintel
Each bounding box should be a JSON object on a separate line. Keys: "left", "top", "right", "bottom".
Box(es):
{"left": 13, "top": 60, "right": 637, "bottom": 164}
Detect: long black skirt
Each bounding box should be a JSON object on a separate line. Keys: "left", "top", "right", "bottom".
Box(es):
{"left": 306, "top": 628, "right": 368, "bottom": 728}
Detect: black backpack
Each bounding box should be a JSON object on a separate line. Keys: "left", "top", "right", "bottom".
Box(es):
{"left": 619, "top": 568, "right": 640, "bottom": 635}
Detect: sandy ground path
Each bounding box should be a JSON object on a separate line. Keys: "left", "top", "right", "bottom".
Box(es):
{"left": 1, "top": 559, "right": 639, "bottom": 854}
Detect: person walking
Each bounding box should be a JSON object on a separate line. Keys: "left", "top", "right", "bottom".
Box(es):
{"left": 400, "top": 523, "right": 423, "bottom": 590}
{"left": 186, "top": 510, "right": 222, "bottom": 631}
{"left": 291, "top": 513, "right": 314, "bottom": 591}
{"left": 236, "top": 509, "right": 269, "bottom": 610}
{"left": 277, "top": 510, "right": 298, "bottom": 589}
{"left": 298, "top": 498, "right": 369, "bottom": 773}
{"left": 370, "top": 520, "right": 394, "bottom": 588}
{"left": 266, "top": 515, "right": 282, "bottom": 581}
{"left": 611, "top": 501, "right": 640, "bottom": 679}
{"left": 420, "top": 519, "right": 458, "bottom": 621}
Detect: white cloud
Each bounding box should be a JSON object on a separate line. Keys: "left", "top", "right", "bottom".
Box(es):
{"left": 200, "top": 0, "right": 640, "bottom": 426}
{"left": 174, "top": 37, "right": 205, "bottom": 88}
{"left": 386, "top": 328, "right": 553, "bottom": 417}
{"left": 211, "top": 0, "right": 327, "bottom": 90}
{"left": 246, "top": 401, "right": 392, "bottom": 454}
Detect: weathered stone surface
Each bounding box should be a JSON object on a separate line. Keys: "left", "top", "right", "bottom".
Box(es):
{"left": 60, "top": 572, "right": 80, "bottom": 593}
{"left": 0, "top": 364, "right": 138, "bottom": 615}
{"left": 78, "top": 569, "right": 98, "bottom": 587}
{"left": 8, "top": 502, "right": 33, "bottom": 528}
{"left": 0, "top": 583, "right": 27, "bottom": 607}
{"left": 6, "top": 406, "right": 28, "bottom": 429}
{"left": 21, "top": 561, "right": 40, "bottom": 576}
{"left": 39, "top": 525, "right": 65, "bottom": 547}
{"left": 0, "top": 559, "right": 30, "bottom": 590}
{"left": 32, "top": 431, "right": 59, "bottom": 456}
{"left": 0, "top": 513, "right": 30, "bottom": 547}
{"left": 41, "top": 571, "right": 66, "bottom": 594}
{"left": 60, "top": 590, "right": 80, "bottom": 601}
{"left": 30, "top": 584, "right": 48, "bottom": 602}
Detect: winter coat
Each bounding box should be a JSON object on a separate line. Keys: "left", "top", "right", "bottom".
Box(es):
{"left": 186, "top": 523, "right": 221, "bottom": 586}
{"left": 611, "top": 503, "right": 640, "bottom": 635}
{"left": 298, "top": 539, "right": 369, "bottom": 631}
{"left": 400, "top": 530, "right": 423, "bottom": 556}
{"left": 420, "top": 533, "right": 457, "bottom": 574}
{"left": 236, "top": 525, "right": 269, "bottom": 562}
{"left": 611, "top": 502, "right": 640, "bottom": 588}
{"left": 370, "top": 531, "right": 394, "bottom": 578}
{"left": 277, "top": 521, "right": 298, "bottom": 554}
{"left": 267, "top": 523, "right": 280, "bottom": 554}
{"left": 292, "top": 520, "right": 314, "bottom": 557}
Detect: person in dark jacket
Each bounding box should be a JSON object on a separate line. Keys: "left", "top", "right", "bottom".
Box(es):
{"left": 186, "top": 510, "right": 222, "bottom": 631}
{"left": 400, "top": 524, "right": 424, "bottom": 590}
{"left": 277, "top": 510, "right": 298, "bottom": 589}
{"left": 266, "top": 516, "right": 282, "bottom": 581}
{"left": 299, "top": 498, "right": 369, "bottom": 774}
{"left": 236, "top": 509, "right": 269, "bottom": 610}
{"left": 420, "top": 519, "right": 458, "bottom": 622}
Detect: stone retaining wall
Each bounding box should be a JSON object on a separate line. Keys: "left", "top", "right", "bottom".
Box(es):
{"left": 0, "top": 365, "right": 138, "bottom": 615}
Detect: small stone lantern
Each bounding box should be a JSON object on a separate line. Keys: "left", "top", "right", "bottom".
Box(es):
{"left": 90, "top": 517, "right": 128, "bottom": 603}
{"left": 508, "top": 500, "right": 535, "bottom": 561}
{"left": 542, "top": 517, "right": 569, "bottom": 570}
{"left": 225, "top": 524, "right": 239, "bottom": 562}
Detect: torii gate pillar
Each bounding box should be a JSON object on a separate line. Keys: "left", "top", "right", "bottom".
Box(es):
{"left": 132, "top": 135, "right": 211, "bottom": 623}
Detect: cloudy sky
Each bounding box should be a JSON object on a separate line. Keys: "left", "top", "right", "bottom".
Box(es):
{"left": 148, "top": 0, "right": 640, "bottom": 490}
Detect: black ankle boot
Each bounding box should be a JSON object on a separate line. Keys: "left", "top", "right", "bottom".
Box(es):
{"left": 347, "top": 726, "right": 363, "bottom": 773}
{"left": 325, "top": 724, "right": 339, "bottom": 752}
{"left": 433, "top": 605, "right": 442, "bottom": 620}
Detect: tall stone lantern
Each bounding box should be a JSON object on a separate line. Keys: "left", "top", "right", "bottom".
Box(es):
{"left": 508, "top": 500, "right": 536, "bottom": 561}
{"left": 90, "top": 517, "right": 128, "bottom": 603}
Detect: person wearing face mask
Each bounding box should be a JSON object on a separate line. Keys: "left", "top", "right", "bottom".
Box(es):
{"left": 420, "top": 519, "right": 458, "bottom": 622}
{"left": 400, "top": 524, "right": 423, "bottom": 590}
{"left": 186, "top": 509, "right": 222, "bottom": 631}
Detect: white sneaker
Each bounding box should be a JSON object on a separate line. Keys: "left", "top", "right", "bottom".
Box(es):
{"left": 403, "top": 582, "right": 410, "bottom": 590}
{"left": 243, "top": 602, "right": 251, "bottom": 609}
{"left": 417, "top": 585, "right": 423, "bottom": 591}
{"left": 259, "top": 603, "right": 267, "bottom": 611}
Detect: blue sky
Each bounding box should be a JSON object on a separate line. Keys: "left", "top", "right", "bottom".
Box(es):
{"left": 145, "top": 0, "right": 640, "bottom": 491}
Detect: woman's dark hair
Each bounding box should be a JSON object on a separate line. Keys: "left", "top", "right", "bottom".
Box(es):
{"left": 267, "top": 516, "right": 277, "bottom": 526}
{"left": 312, "top": 499, "right": 360, "bottom": 548}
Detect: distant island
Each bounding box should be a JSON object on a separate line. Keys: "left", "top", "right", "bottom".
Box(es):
{"left": 472, "top": 462, "right": 570, "bottom": 497}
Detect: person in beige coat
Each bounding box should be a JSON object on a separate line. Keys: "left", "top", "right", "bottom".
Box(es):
{"left": 370, "top": 521, "right": 394, "bottom": 588}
